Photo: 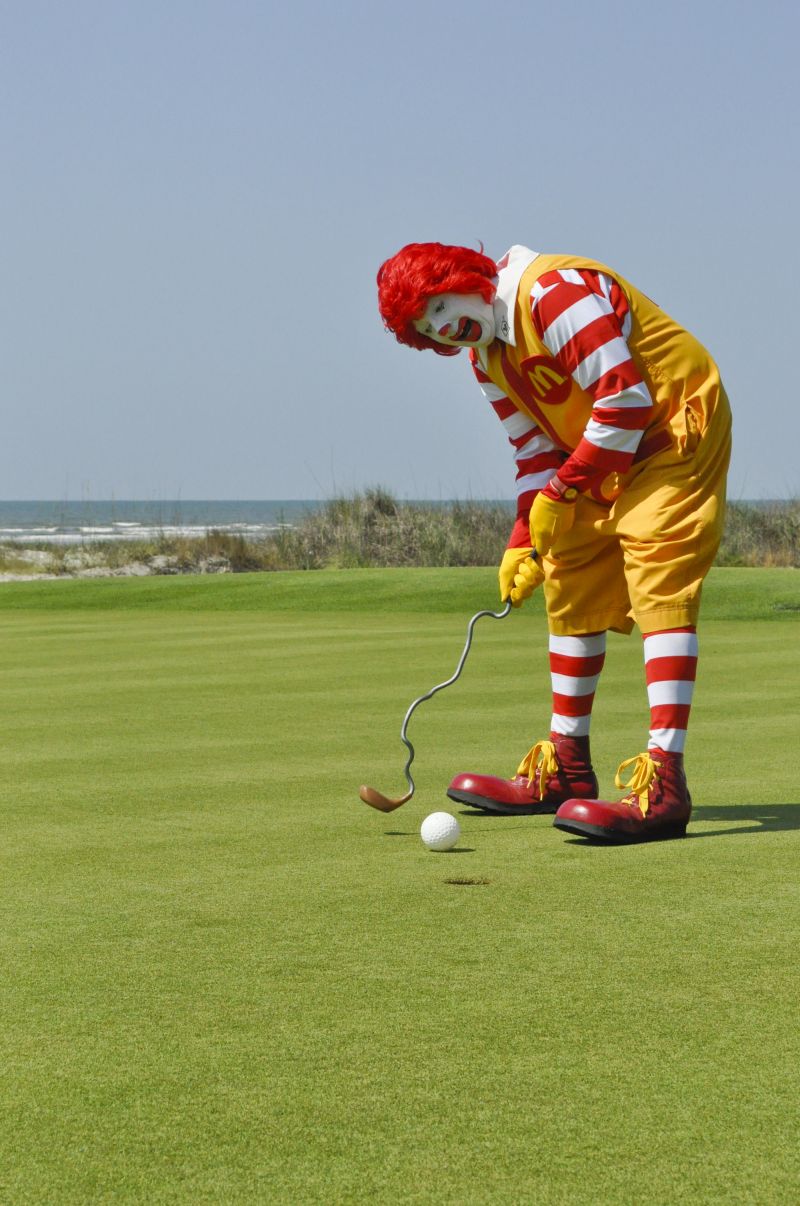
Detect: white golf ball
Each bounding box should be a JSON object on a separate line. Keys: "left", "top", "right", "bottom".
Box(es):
{"left": 420, "top": 811, "right": 461, "bottom": 852}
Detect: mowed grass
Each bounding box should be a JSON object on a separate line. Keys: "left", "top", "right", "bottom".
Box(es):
{"left": 1, "top": 567, "right": 799, "bottom": 1204}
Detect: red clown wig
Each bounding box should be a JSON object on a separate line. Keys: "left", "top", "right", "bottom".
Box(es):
{"left": 377, "top": 242, "right": 497, "bottom": 356}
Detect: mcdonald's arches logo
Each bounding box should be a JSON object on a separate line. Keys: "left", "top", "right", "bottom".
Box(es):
{"left": 519, "top": 356, "right": 571, "bottom": 406}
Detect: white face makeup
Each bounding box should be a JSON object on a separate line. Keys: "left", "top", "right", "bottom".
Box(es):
{"left": 413, "top": 292, "right": 496, "bottom": 349}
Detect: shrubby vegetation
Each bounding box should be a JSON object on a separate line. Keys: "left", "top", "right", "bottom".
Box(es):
{"left": 715, "top": 498, "right": 800, "bottom": 567}
{"left": 1, "top": 490, "right": 797, "bottom": 577}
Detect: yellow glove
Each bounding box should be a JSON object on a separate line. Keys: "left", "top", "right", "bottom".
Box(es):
{"left": 529, "top": 488, "right": 578, "bottom": 561}
{"left": 498, "top": 547, "right": 545, "bottom": 608}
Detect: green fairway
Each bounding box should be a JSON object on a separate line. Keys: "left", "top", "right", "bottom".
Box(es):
{"left": 1, "top": 568, "right": 799, "bottom": 1203}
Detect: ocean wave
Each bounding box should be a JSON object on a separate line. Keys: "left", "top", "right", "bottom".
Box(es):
{"left": 2, "top": 522, "right": 293, "bottom": 545}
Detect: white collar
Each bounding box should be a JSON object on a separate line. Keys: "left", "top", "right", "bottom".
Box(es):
{"left": 492, "top": 245, "right": 539, "bottom": 346}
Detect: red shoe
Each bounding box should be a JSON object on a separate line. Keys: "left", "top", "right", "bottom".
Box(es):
{"left": 554, "top": 748, "right": 692, "bottom": 842}
{"left": 447, "top": 735, "right": 598, "bottom": 816}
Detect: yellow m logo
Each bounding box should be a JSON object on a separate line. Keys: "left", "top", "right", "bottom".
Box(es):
{"left": 520, "top": 356, "right": 572, "bottom": 406}
{"left": 529, "top": 364, "right": 567, "bottom": 398}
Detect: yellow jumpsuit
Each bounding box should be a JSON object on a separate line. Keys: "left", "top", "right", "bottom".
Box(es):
{"left": 482, "top": 255, "right": 732, "bottom": 635}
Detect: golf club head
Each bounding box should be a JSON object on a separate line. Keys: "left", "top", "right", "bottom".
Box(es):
{"left": 359, "top": 784, "right": 413, "bottom": 812}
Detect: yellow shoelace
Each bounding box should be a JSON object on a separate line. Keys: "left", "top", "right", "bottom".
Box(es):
{"left": 614, "top": 752, "right": 663, "bottom": 816}
{"left": 517, "top": 740, "right": 559, "bottom": 798}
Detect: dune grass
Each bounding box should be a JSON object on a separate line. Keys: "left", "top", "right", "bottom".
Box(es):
{"left": 1, "top": 567, "right": 799, "bottom": 1203}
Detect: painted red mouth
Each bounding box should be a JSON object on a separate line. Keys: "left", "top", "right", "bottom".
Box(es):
{"left": 456, "top": 317, "right": 480, "bottom": 342}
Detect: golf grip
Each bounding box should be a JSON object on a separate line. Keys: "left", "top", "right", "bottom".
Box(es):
{"left": 397, "top": 598, "right": 513, "bottom": 799}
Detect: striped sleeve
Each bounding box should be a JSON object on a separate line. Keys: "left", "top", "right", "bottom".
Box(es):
{"left": 529, "top": 268, "right": 653, "bottom": 490}
{"left": 470, "top": 351, "right": 564, "bottom": 546}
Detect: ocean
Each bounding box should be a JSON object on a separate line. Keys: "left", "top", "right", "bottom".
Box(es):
{"left": 0, "top": 500, "right": 322, "bottom": 545}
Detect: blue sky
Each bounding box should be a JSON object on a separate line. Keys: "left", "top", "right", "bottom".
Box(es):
{"left": 2, "top": 0, "right": 798, "bottom": 500}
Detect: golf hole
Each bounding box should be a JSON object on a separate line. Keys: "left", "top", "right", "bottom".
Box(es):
{"left": 443, "top": 877, "right": 490, "bottom": 886}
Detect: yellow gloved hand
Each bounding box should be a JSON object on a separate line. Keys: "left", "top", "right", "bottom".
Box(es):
{"left": 498, "top": 547, "right": 545, "bottom": 608}
{"left": 529, "top": 489, "right": 577, "bottom": 561}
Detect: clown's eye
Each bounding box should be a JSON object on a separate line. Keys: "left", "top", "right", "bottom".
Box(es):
{"left": 434, "top": 301, "right": 445, "bottom": 313}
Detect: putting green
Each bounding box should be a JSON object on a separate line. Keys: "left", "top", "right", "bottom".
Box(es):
{"left": 1, "top": 568, "right": 798, "bottom": 1203}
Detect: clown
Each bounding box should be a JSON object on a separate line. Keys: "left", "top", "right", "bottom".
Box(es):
{"left": 377, "top": 243, "right": 732, "bottom": 842}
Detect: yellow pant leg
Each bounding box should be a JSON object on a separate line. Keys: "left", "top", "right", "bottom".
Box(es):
{"left": 615, "top": 387, "right": 732, "bottom": 633}
{"left": 543, "top": 497, "right": 634, "bottom": 636}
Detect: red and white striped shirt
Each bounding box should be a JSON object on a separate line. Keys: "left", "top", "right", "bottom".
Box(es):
{"left": 471, "top": 259, "right": 655, "bottom": 546}
{"left": 470, "top": 359, "right": 564, "bottom": 546}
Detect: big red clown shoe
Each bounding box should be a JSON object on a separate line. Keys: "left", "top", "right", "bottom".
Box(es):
{"left": 447, "top": 735, "right": 598, "bottom": 816}
{"left": 554, "top": 749, "right": 692, "bottom": 842}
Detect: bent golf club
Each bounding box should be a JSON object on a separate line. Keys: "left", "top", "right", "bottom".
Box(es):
{"left": 359, "top": 599, "right": 513, "bottom": 812}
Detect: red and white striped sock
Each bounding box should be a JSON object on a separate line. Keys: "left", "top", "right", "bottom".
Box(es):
{"left": 643, "top": 627, "right": 698, "bottom": 754}
{"left": 549, "top": 632, "right": 607, "bottom": 737}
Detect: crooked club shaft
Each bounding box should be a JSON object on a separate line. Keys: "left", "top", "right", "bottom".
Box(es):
{"left": 359, "top": 600, "right": 512, "bottom": 811}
